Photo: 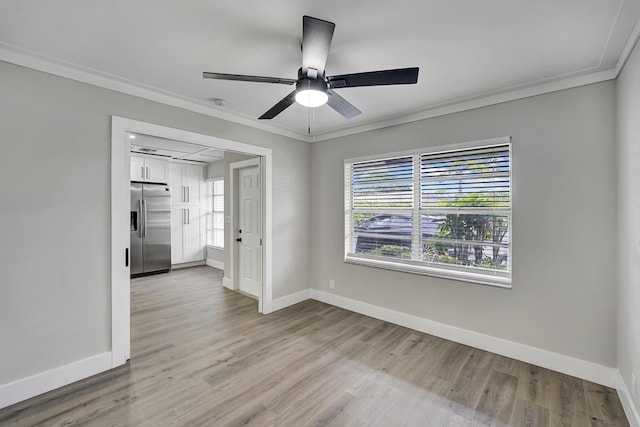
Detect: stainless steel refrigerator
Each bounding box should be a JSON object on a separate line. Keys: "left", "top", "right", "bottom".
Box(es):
{"left": 130, "top": 182, "right": 171, "bottom": 276}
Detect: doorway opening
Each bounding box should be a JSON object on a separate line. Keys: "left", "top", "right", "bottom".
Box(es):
{"left": 230, "top": 158, "right": 262, "bottom": 299}
{"left": 110, "top": 116, "right": 273, "bottom": 368}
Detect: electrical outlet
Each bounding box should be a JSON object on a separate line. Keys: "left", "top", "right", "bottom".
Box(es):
{"left": 632, "top": 372, "right": 637, "bottom": 398}
{"left": 329, "top": 279, "right": 335, "bottom": 290}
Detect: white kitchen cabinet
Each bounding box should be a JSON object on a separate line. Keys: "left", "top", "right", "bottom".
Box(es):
{"left": 169, "top": 162, "right": 203, "bottom": 205}
{"left": 131, "top": 154, "right": 169, "bottom": 183}
{"left": 171, "top": 206, "right": 204, "bottom": 264}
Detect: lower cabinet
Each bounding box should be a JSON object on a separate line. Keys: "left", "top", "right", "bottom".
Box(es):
{"left": 171, "top": 206, "right": 204, "bottom": 264}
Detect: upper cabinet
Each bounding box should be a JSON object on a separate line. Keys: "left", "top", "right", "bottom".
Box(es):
{"left": 169, "top": 162, "right": 203, "bottom": 206}
{"left": 131, "top": 154, "right": 169, "bottom": 184}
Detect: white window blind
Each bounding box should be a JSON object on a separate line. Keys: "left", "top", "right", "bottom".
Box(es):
{"left": 345, "top": 139, "right": 512, "bottom": 287}
{"left": 352, "top": 156, "right": 414, "bottom": 209}
{"left": 206, "top": 179, "right": 224, "bottom": 248}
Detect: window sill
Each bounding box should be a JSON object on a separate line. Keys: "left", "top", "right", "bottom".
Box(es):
{"left": 207, "top": 245, "right": 224, "bottom": 250}
{"left": 344, "top": 255, "right": 512, "bottom": 289}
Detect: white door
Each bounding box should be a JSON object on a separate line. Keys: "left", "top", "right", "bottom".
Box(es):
{"left": 237, "top": 166, "right": 261, "bottom": 297}
{"left": 183, "top": 206, "right": 203, "bottom": 261}
{"left": 184, "top": 164, "right": 202, "bottom": 205}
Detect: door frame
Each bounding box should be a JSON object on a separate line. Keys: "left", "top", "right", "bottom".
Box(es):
{"left": 228, "top": 158, "right": 262, "bottom": 298}
{"left": 110, "top": 116, "right": 273, "bottom": 368}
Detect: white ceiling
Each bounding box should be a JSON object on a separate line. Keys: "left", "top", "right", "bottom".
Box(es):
{"left": 129, "top": 133, "right": 224, "bottom": 164}
{"left": 1, "top": 1, "right": 639, "bottom": 141}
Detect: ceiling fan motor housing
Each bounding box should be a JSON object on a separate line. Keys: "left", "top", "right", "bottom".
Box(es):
{"left": 296, "top": 76, "right": 328, "bottom": 93}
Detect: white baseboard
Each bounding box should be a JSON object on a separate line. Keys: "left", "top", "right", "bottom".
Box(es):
{"left": 171, "top": 260, "right": 205, "bottom": 269}
{"left": 205, "top": 258, "right": 224, "bottom": 270}
{"left": 222, "top": 277, "right": 234, "bottom": 290}
{"left": 617, "top": 370, "right": 640, "bottom": 427}
{"left": 310, "top": 290, "right": 617, "bottom": 388}
{"left": 271, "top": 289, "right": 312, "bottom": 312}
{"left": 0, "top": 352, "right": 112, "bottom": 410}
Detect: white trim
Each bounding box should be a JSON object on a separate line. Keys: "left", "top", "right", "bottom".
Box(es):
{"left": 311, "top": 70, "right": 616, "bottom": 142}
{"left": 617, "top": 371, "right": 640, "bottom": 427}
{"left": 111, "top": 119, "right": 131, "bottom": 367}
{"left": 3, "top": 27, "right": 638, "bottom": 144}
{"left": 222, "top": 277, "right": 234, "bottom": 290}
{"left": 171, "top": 260, "right": 206, "bottom": 269}
{"left": 205, "top": 258, "right": 224, "bottom": 270}
{"left": 261, "top": 155, "right": 273, "bottom": 313}
{"left": 229, "top": 158, "right": 270, "bottom": 313}
{"left": 0, "top": 43, "right": 308, "bottom": 143}
{"left": 271, "top": 289, "right": 312, "bottom": 312}
{"left": 344, "top": 256, "right": 512, "bottom": 288}
{"left": 111, "top": 116, "right": 273, "bottom": 368}
{"left": 344, "top": 138, "right": 512, "bottom": 287}
{"left": 230, "top": 158, "right": 261, "bottom": 169}
{"left": 343, "top": 136, "right": 512, "bottom": 164}
{"left": 0, "top": 352, "right": 112, "bottom": 410}
{"left": 615, "top": 15, "right": 640, "bottom": 76}
{"left": 310, "top": 290, "right": 618, "bottom": 388}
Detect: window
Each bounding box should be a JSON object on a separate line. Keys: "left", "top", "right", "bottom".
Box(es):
{"left": 344, "top": 138, "right": 511, "bottom": 287}
{"left": 206, "top": 179, "right": 224, "bottom": 248}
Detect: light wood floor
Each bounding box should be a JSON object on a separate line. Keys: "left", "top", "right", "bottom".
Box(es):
{"left": 0, "top": 266, "right": 629, "bottom": 426}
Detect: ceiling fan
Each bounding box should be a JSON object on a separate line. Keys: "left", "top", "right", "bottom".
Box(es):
{"left": 203, "top": 16, "right": 419, "bottom": 120}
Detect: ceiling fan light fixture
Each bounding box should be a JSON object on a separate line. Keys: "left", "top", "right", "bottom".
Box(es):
{"left": 295, "top": 89, "right": 328, "bottom": 107}
{"left": 295, "top": 77, "right": 328, "bottom": 107}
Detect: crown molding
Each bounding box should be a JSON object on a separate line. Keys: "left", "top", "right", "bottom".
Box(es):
{"left": 310, "top": 68, "right": 617, "bottom": 142}
{"left": 2, "top": 11, "right": 640, "bottom": 145}
{"left": 615, "top": 13, "right": 640, "bottom": 75}
{"left": 0, "top": 42, "right": 312, "bottom": 143}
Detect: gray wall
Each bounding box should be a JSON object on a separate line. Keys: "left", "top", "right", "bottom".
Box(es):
{"left": 0, "top": 61, "right": 310, "bottom": 384}
{"left": 617, "top": 39, "right": 640, "bottom": 413}
{"left": 310, "top": 81, "right": 617, "bottom": 366}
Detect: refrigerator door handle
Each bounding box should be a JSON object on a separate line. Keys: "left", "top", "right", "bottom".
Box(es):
{"left": 142, "top": 200, "right": 147, "bottom": 238}
{"left": 186, "top": 187, "right": 190, "bottom": 203}
{"left": 138, "top": 199, "right": 143, "bottom": 238}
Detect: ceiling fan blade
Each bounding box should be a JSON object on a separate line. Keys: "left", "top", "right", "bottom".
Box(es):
{"left": 302, "top": 16, "right": 335, "bottom": 77}
{"left": 203, "top": 72, "right": 296, "bottom": 85}
{"left": 327, "top": 89, "right": 361, "bottom": 119}
{"left": 328, "top": 67, "right": 419, "bottom": 88}
{"left": 258, "top": 90, "right": 297, "bottom": 119}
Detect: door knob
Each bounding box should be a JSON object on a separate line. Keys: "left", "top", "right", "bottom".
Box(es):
{"left": 236, "top": 238, "right": 242, "bottom": 242}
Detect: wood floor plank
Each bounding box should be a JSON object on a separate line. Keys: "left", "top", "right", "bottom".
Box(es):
{"left": 473, "top": 369, "right": 518, "bottom": 425}
{"left": 0, "top": 266, "right": 631, "bottom": 427}
{"left": 516, "top": 363, "right": 551, "bottom": 409}
{"left": 445, "top": 348, "right": 495, "bottom": 419}
{"left": 583, "top": 381, "right": 629, "bottom": 427}
{"left": 549, "top": 371, "right": 592, "bottom": 427}
{"left": 509, "top": 398, "right": 550, "bottom": 427}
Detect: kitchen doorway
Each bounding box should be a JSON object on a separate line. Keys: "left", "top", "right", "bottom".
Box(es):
{"left": 110, "top": 116, "right": 273, "bottom": 368}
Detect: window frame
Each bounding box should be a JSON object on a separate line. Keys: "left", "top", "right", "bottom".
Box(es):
{"left": 344, "top": 137, "right": 512, "bottom": 288}
{"left": 206, "top": 178, "right": 225, "bottom": 249}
